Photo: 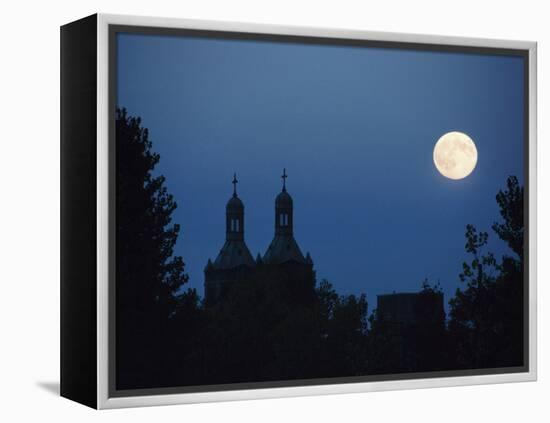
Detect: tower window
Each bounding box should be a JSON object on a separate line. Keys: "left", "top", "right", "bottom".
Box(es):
{"left": 231, "top": 218, "right": 240, "bottom": 232}
{"left": 279, "top": 213, "right": 289, "bottom": 226}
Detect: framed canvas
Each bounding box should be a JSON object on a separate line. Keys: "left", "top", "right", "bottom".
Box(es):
{"left": 60, "top": 13, "right": 537, "bottom": 409}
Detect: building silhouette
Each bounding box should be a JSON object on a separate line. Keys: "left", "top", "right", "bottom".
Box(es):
{"left": 205, "top": 170, "right": 314, "bottom": 304}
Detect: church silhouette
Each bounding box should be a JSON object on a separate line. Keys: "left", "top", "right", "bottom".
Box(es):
{"left": 205, "top": 169, "right": 314, "bottom": 304}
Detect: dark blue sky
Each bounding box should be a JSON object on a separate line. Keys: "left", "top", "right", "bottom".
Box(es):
{"left": 117, "top": 32, "right": 524, "bottom": 311}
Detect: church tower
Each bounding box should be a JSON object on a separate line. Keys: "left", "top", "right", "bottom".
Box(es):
{"left": 263, "top": 169, "right": 314, "bottom": 303}
{"left": 264, "top": 169, "right": 313, "bottom": 266}
{"left": 204, "top": 174, "right": 255, "bottom": 304}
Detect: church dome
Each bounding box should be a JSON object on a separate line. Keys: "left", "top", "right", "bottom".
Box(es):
{"left": 275, "top": 190, "right": 293, "bottom": 207}
{"left": 226, "top": 195, "right": 244, "bottom": 212}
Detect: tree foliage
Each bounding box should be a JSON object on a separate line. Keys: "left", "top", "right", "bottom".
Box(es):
{"left": 492, "top": 175, "right": 524, "bottom": 261}
{"left": 115, "top": 108, "right": 191, "bottom": 388}
{"left": 448, "top": 176, "right": 524, "bottom": 369}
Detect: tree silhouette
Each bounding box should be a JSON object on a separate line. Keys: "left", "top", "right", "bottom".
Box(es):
{"left": 448, "top": 225, "right": 498, "bottom": 368}
{"left": 448, "top": 176, "right": 524, "bottom": 369}
{"left": 115, "top": 108, "right": 190, "bottom": 389}
{"left": 316, "top": 280, "right": 369, "bottom": 376}
{"left": 491, "top": 176, "right": 524, "bottom": 366}
{"left": 493, "top": 176, "right": 524, "bottom": 261}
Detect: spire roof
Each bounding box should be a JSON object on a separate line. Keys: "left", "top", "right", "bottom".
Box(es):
{"left": 210, "top": 172, "right": 253, "bottom": 269}
{"left": 276, "top": 168, "right": 293, "bottom": 207}
{"left": 212, "top": 240, "right": 255, "bottom": 270}
{"left": 227, "top": 172, "right": 244, "bottom": 211}
{"left": 263, "top": 235, "right": 307, "bottom": 265}
{"left": 265, "top": 166, "right": 310, "bottom": 264}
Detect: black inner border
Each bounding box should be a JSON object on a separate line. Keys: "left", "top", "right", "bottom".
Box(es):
{"left": 108, "top": 24, "right": 530, "bottom": 398}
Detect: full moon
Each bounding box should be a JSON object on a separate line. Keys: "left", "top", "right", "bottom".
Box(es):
{"left": 433, "top": 131, "right": 478, "bottom": 180}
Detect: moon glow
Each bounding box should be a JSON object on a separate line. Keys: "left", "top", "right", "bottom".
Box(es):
{"left": 433, "top": 131, "right": 478, "bottom": 180}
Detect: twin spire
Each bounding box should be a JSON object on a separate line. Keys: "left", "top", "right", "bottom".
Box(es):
{"left": 224, "top": 169, "right": 307, "bottom": 265}
{"left": 227, "top": 168, "right": 294, "bottom": 240}
{"left": 205, "top": 169, "right": 312, "bottom": 304}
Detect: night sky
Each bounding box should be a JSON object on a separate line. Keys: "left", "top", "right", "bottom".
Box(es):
{"left": 116, "top": 32, "right": 525, "bottom": 311}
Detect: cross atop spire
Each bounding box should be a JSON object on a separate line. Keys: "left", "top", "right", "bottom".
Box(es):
{"left": 281, "top": 168, "right": 287, "bottom": 192}
{"left": 232, "top": 172, "right": 238, "bottom": 197}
